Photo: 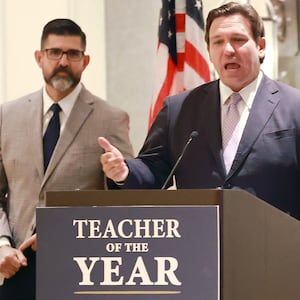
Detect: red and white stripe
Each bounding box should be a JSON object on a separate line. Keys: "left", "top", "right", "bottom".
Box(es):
{"left": 149, "top": 0, "right": 211, "bottom": 128}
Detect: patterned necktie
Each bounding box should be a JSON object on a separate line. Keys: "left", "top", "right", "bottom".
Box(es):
{"left": 222, "top": 93, "right": 242, "bottom": 173}
{"left": 43, "top": 103, "right": 61, "bottom": 171}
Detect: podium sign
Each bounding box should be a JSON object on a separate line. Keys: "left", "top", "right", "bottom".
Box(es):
{"left": 37, "top": 204, "right": 219, "bottom": 300}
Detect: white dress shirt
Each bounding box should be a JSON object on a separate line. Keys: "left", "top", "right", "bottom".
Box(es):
{"left": 43, "top": 83, "right": 82, "bottom": 134}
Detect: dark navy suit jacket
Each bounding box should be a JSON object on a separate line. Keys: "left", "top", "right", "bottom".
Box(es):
{"left": 112, "top": 74, "right": 300, "bottom": 219}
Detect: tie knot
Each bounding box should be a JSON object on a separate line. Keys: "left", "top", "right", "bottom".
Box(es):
{"left": 229, "top": 93, "right": 241, "bottom": 105}
{"left": 50, "top": 103, "right": 61, "bottom": 114}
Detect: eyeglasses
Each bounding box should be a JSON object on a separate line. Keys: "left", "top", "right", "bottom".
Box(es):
{"left": 42, "top": 48, "right": 85, "bottom": 62}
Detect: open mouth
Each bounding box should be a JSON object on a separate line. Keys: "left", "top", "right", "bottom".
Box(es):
{"left": 225, "top": 63, "right": 240, "bottom": 70}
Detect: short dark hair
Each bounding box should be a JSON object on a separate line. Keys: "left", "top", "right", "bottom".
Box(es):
{"left": 205, "top": 2, "right": 265, "bottom": 45}
{"left": 41, "top": 18, "right": 86, "bottom": 50}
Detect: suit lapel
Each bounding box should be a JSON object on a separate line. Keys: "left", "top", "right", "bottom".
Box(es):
{"left": 42, "top": 89, "right": 93, "bottom": 186}
{"left": 26, "top": 91, "right": 44, "bottom": 180}
{"left": 228, "top": 75, "right": 280, "bottom": 177}
{"left": 201, "top": 81, "right": 225, "bottom": 172}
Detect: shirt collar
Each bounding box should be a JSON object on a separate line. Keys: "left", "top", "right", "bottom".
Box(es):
{"left": 220, "top": 71, "right": 263, "bottom": 109}
{"left": 43, "top": 83, "right": 82, "bottom": 116}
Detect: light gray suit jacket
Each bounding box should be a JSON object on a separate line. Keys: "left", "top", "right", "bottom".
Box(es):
{"left": 0, "top": 86, "right": 133, "bottom": 247}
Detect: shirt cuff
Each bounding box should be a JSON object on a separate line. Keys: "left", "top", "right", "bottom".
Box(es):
{"left": 0, "top": 237, "right": 10, "bottom": 285}
{"left": 115, "top": 181, "right": 125, "bottom": 186}
{"left": 0, "top": 236, "right": 11, "bottom": 248}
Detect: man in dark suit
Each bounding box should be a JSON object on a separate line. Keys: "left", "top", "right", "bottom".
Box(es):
{"left": 99, "top": 2, "right": 300, "bottom": 220}
{"left": 0, "top": 19, "right": 133, "bottom": 300}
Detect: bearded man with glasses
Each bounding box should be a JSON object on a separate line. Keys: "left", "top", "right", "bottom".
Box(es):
{"left": 0, "top": 18, "right": 134, "bottom": 300}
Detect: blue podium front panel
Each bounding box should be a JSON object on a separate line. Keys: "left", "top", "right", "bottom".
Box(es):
{"left": 37, "top": 205, "right": 219, "bottom": 300}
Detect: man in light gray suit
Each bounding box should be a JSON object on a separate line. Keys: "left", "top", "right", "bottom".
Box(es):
{"left": 0, "top": 18, "right": 133, "bottom": 300}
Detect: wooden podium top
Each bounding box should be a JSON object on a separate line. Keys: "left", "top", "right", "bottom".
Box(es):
{"left": 45, "top": 189, "right": 222, "bottom": 207}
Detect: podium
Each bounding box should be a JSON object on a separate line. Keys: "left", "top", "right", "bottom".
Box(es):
{"left": 36, "top": 189, "right": 300, "bottom": 300}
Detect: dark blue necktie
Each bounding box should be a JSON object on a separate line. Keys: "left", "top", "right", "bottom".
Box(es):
{"left": 43, "top": 103, "right": 61, "bottom": 171}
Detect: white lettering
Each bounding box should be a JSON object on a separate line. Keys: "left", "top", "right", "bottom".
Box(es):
{"left": 73, "top": 219, "right": 88, "bottom": 238}
{"left": 134, "top": 219, "right": 151, "bottom": 238}
{"left": 73, "top": 257, "right": 100, "bottom": 285}
{"left": 166, "top": 219, "right": 181, "bottom": 238}
{"left": 126, "top": 256, "right": 153, "bottom": 285}
{"left": 100, "top": 257, "right": 123, "bottom": 285}
{"left": 152, "top": 219, "right": 165, "bottom": 237}
{"left": 154, "top": 257, "right": 182, "bottom": 286}
{"left": 106, "top": 243, "right": 122, "bottom": 252}
{"left": 124, "top": 242, "right": 149, "bottom": 252}
{"left": 102, "top": 219, "right": 118, "bottom": 238}
{"left": 72, "top": 219, "right": 181, "bottom": 239}
{"left": 88, "top": 220, "right": 101, "bottom": 238}
{"left": 73, "top": 256, "right": 182, "bottom": 286}
{"left": 117, "top": 219, "right": 133, "bottom": 238}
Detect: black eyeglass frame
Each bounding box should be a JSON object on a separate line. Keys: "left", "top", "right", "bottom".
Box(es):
{"left": 42, "top": 48, "right": 85, "bottom": 62}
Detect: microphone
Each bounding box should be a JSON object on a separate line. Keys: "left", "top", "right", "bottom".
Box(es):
{"left": 161, "top": 131, "right": 199, "bottom": 190}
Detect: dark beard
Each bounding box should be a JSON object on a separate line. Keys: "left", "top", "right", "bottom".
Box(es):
{"left": 46, "top": 67, "right": 80, "bottom": 92}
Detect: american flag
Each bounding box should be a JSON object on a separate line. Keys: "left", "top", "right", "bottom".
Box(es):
{"left": 148, "top": 0, "right": 211, "bottom": 128}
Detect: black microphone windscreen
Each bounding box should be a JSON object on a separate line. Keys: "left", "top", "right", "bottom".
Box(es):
{"left": 190, "top": 131, "right": 199, "bottom": 139}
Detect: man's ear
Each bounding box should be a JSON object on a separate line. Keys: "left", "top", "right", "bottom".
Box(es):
{"left": 34, "top": 50, "right": 43, "bottom": 68}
